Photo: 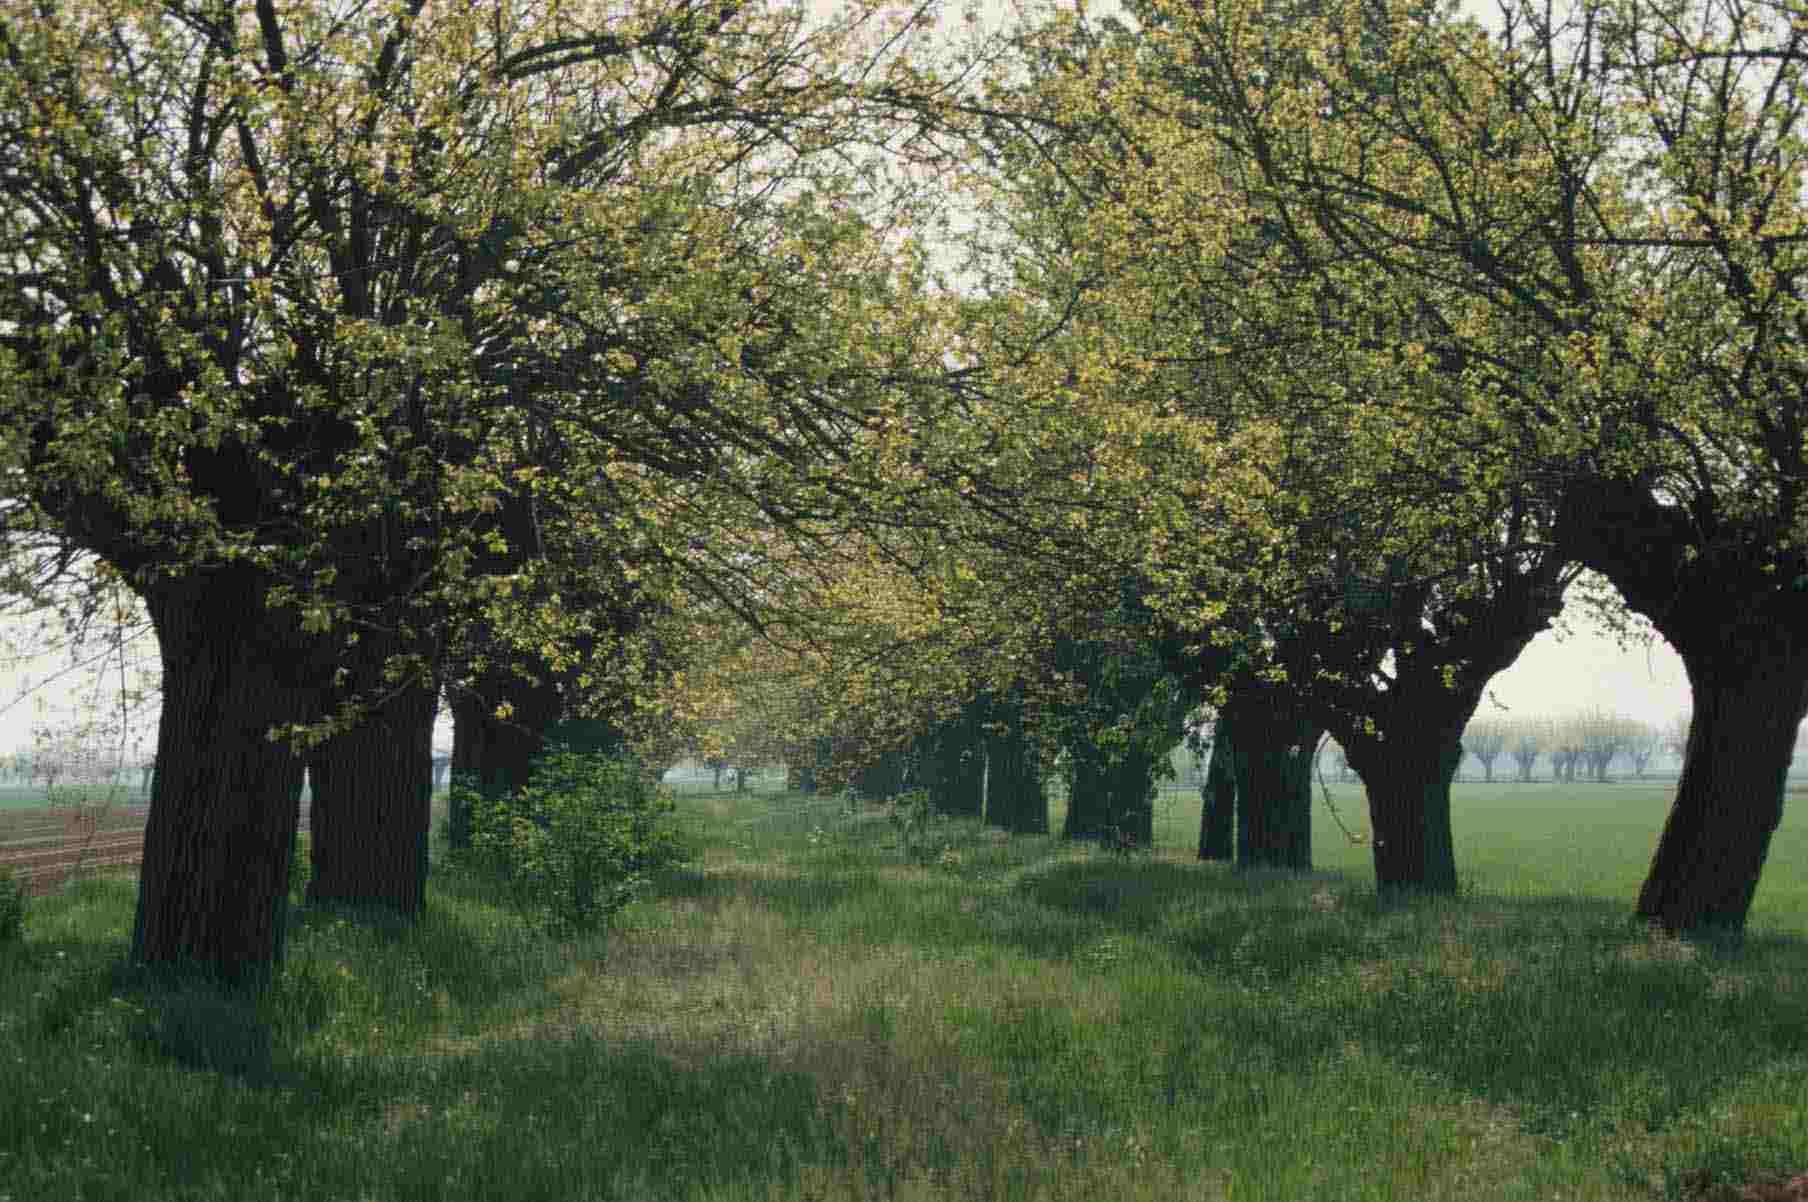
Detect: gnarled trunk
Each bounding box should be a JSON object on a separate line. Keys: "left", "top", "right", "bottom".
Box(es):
{"left": 1636, "top": 648, "right": 1807, "bottom": 935}
{"left": 1342, "top": 727, "right": 1463, "bottom": 897}
{"left": 1558, "top": 473, "right": 1808, "bottom": 935}
{"left": 1220, "top": 701, "right": 1316, "bottom": 871}
{"left": 130, "top": 571, "right": 330, "bottom": 989}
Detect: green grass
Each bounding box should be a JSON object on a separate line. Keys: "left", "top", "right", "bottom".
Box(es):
{"left": 2, "top": 782, "right": 1805, "bottom": 1201}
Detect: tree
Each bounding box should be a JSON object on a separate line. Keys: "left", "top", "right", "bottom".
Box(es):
{"left": 1047, "top": 597, "right": 1194, "bottom": 850}
{"left": 1045, "top": 0, "right": 1808, "bottom": 935}
{"left": 0, "top": 0, "right": 982, "bottom": 984}
{"left": 1548, "top": 717, "right": 1586, "bottom": 784}
{"left": 982, "top": 690, "right": 1050, "bottom": 835}
{"left": 1505, "top": 717, "right": 1547, "bottom": 783}
{"left": 958, "top": 0, "right": 1581, "bottom": 897}
{"left": 1578, "top": 708, "right": 1636, "bottom": 783}
{"left": 1624, "top": 721, "right": 1661, "bottom": 780}
{"left": 1462, "top": 715, "right": 1509, "bottom": 784}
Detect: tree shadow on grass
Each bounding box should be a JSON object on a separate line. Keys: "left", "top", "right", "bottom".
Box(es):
{"left": 1018, "top": 855, "right": 1808, "bottom": 1143}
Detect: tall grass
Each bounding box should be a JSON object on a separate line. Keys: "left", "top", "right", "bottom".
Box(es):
{"left": 1, "top": 783, "right": 1804, "bottom": 1201}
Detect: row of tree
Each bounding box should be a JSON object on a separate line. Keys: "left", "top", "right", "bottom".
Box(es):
{"left": 3, "top": 0, "right": 1805, "bottom": 992}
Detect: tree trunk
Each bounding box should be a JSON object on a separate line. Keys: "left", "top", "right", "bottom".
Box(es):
{"left": 1343, "top": 728, "right": 1462, "bottom": 897}
{"left": 1219, "top": 698, "right": 1316, "bottom": 871}
{"left": 1061, "top": 748, "right": 1111, "bottom": 841}
{"left": 1636, "top": 650, "right": 1808, "bottom": 935}
{"left": 304, "top": 665, "right": 437, "bottom": 916}
{"left": 917, "top": 707, "right": 985, "bottom": 819}
{"left": 130, "top": 571, "right": 331, "bottom": 989}
{"left": 1557, "top": 472, "right": 1808, "bottom": 935}
{"left": 1061, "top": 742, "right": 1158, "bottom": 846}
{"left": 983, "top": 699, "right": 1048, "bottom": 835}
{"left": 1198, "top": 718, "right": 1234, "bottom": 862}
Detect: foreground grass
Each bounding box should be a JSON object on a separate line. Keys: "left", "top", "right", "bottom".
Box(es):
{"left": 3, "top": 786, "right": 1805, "bottom": 1201}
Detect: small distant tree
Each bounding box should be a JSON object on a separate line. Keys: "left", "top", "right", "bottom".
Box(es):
{"left": 1577, "top": 708, "right": 1632, "bottom": 783}
{"left": 1547, "top": 716, "right": 1588, "bottom": 783}
{"left": 1624, "top": 722, "right": 1661, "bottom": 779}
{"left": 1461, "top": 716, "right": 1509, "bottom": 784}
{"left": 1505, "top": 717, "right": 1547, "bottom": 782}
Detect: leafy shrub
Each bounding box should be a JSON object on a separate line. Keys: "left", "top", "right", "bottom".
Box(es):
{"left": 289, "top": 830, "right": 312, "bottom": 902}
{"left": 453, "top": 746, "right": 692, "bottom": 935}
{"left": 887, "top": 789, "right": 949, "bottom": 866}
{"left": 0, "top": 864, "right": 26, "bottom": 942}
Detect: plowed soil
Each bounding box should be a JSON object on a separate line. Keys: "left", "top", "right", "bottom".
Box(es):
{"left": 0, "top": 803, "right": 313, "bottom": 897}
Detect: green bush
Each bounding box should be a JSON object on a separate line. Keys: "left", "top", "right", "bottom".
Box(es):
{"left": 289, "top": 830, "right": 312, "bottom": 902}
{"left": 887, "top": 788, "right": 949, "bottom": 866}
{"left": 453, "top": 746, "right": 692, "bottom": 935}
{"left": 0, "top": 863, "right": 26, "bottom": 942}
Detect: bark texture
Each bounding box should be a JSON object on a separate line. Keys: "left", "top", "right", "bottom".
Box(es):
{"left": 1062, "top": 742, "right": 1159, "bottom": 847}
{"left": 984, "top": 698, "right": 1048, "bottom": 835}
{"left": 130, "top": 570, "right": 332, "bottom": 988}
{"left": 1636, "top": 648, "right": 1805, "bottom": 933}
{"left": 1219, "top": 697, "right": 1316, "bottom": 871}
{"left": 304, "top": 625, "right": 438, "bottom": 915}
{"left": 1342, "top": 727, "right": 1463, "bottom": 896}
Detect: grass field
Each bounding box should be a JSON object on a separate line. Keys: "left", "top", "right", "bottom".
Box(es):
{"left": 3, "top": 781, "right": 1805, "bottom": 1201}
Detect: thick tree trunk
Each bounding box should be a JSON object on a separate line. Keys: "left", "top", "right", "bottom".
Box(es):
{"left": 983, "top": 699, "right": 1048, "bottom": 835}
{"left": 304, "top": 666, "right": 437, "bottom": 915}
{"left": 1557, "top": 472, "right": 1808, "bottom": 935}
{"left": 130, "top": 571, "right": 331, "bottom": 989}
{"left": 1636, "top": 651, "right": 1807, "bottom": 935}
{"left": 1198, "top": 718, "right": 1234, "bottom": 862}
{"left": 1062, "top": 744, "right": 1157, "bottom": 846}
{"left": 916, "top": 708, "right": 985, "bottom": 819}
{"left": 1343, "top": 728, "right": 1462, "bottom": 897}
{"left": 1221, "top": 704, "right": 1316, "bottom": 871}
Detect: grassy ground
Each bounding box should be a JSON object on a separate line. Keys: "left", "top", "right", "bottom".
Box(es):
{"left": 2, "top": 783, "right": 1805, "bottom": 1202}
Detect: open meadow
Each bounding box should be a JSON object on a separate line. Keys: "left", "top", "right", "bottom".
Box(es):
{"left": 3, "top": 780, "right": 1805, "bottom": 1201}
